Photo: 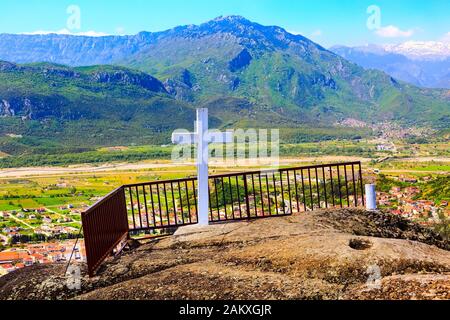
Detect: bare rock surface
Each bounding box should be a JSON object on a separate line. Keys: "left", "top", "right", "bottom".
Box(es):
{"left": 0, "top": 209, "right": 449, "bottom": 300}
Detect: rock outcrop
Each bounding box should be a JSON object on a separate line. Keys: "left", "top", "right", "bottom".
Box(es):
{"left": 229, "top": 49, "right": 252, "bottom": 72}
{"left": 0, "top": 209, "right": 449, "bottom": 300}
{"left": 90, "top": 70, "right": 168, "bottom": 93}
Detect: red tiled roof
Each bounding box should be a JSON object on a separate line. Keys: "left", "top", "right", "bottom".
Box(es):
{"left": 31, "top": 253, "right": 45, "bottom": 260}
{"left": 0, "top": 251, "right": 28, "bottom": 262}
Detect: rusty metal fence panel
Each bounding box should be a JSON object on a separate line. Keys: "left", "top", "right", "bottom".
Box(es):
{"left": 81, "top": 187, "right": 129, "bottom": 277}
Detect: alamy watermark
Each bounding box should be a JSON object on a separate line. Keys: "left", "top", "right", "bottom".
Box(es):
{"left": 171, "top": 128, "right": 280, "bottom": 170}
{"left": 365, "top": 264, "right": 382, "bottom": 290}
{"left": 66, "top": 5, "right": 81, "bottom": 31}
{"left": 367, "top": 5, "right": 382, "bottom": 31}
{"left": 66, "top": 265, "right": 81, "bottom": 290}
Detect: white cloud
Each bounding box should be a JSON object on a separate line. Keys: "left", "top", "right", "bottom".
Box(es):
{"left": 375, "top": 25, "right": 415, "bottom": 38}
{"left": 21, "top": 29, "right": 109, "bottom": 37}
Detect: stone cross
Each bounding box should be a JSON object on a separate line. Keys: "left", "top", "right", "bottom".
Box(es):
{"left": 172, "top": 108, "right": 233, "bottom": 225}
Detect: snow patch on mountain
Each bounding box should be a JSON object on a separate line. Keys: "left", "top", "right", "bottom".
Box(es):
{"left": 382, "top": 41, "right": 450, "bottom": 60}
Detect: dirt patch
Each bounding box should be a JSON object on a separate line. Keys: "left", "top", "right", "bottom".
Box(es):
{"left": 345, "top": 274, "right": 450, "bottom": 300}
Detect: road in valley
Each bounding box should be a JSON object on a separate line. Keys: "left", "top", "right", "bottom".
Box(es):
{"left": 7, "top": 214, "right": 34, "bottom": 229}
{"left": 0, "top": 156, "right": 448, "bottom": 180}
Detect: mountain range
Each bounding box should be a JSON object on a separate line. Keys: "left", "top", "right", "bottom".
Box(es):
{"left": 331, "top": 43, "right": 450, "bottom": 89}
{"left": 0, "top": 16, "right": 449, "bottom": 155}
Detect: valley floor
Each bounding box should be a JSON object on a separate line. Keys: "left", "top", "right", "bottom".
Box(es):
{"left": 0, "top": 156, "right": 368, "bottom": 179}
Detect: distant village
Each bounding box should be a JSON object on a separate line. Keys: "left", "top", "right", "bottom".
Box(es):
{"left": 1, "top": 204, "right": 84, "bottom": 240}
{"left": 377, "top": 176, "right": 449, "bottom": 225}
{"left": 0, "top": 240, "right": 86, "bottom": 276}
{"left": 0, "top": 202, "right": 87, "bottom": 276}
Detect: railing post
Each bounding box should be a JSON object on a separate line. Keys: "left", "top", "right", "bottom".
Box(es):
{"left": 243, "top": 174, "right": 251, "bottom": 216}
{"left": 358, "top": 162, "right": 365, "bottom": 207}
{"left": 120, "top": 186, "right": 130, "bottom": 238}
{"left": 365, "top": 184, "right": 377, "bottom": 210}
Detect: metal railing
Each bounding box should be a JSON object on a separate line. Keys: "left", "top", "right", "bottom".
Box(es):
{"left": 81, "top": 187, "right": 129, "bottom": 277}
{"left": 122, "top": 161, "right": 365, "bottom": 231}
{"left": 206, "top": 161, "right": 365, "bottom": 222}
{"left": 82, "top": 161, "right": 365, "bottom": 276}
{"left": 123, "top": 177, "right": 199, "bottom": 232}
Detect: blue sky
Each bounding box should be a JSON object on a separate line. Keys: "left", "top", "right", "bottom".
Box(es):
{"left": 0, "top": 0, "right": 449, "bottom": 47}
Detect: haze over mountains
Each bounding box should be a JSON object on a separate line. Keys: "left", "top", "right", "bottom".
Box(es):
{"left": 0, "top": 16, "right": 449, "bottom": 154}
{"left": 331, "top": 42, "right": 450, "bottom": 89}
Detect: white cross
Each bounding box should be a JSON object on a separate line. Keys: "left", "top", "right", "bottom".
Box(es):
{"left": 172, "top": 108, "right": 233, "bottom": 225}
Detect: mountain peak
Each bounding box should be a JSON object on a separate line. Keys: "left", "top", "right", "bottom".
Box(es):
{"left": 204, "top": 15, "right": 256, "bottom": 29}
{"left": 212, "top": 15, "right": 250, "bottom": 23}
